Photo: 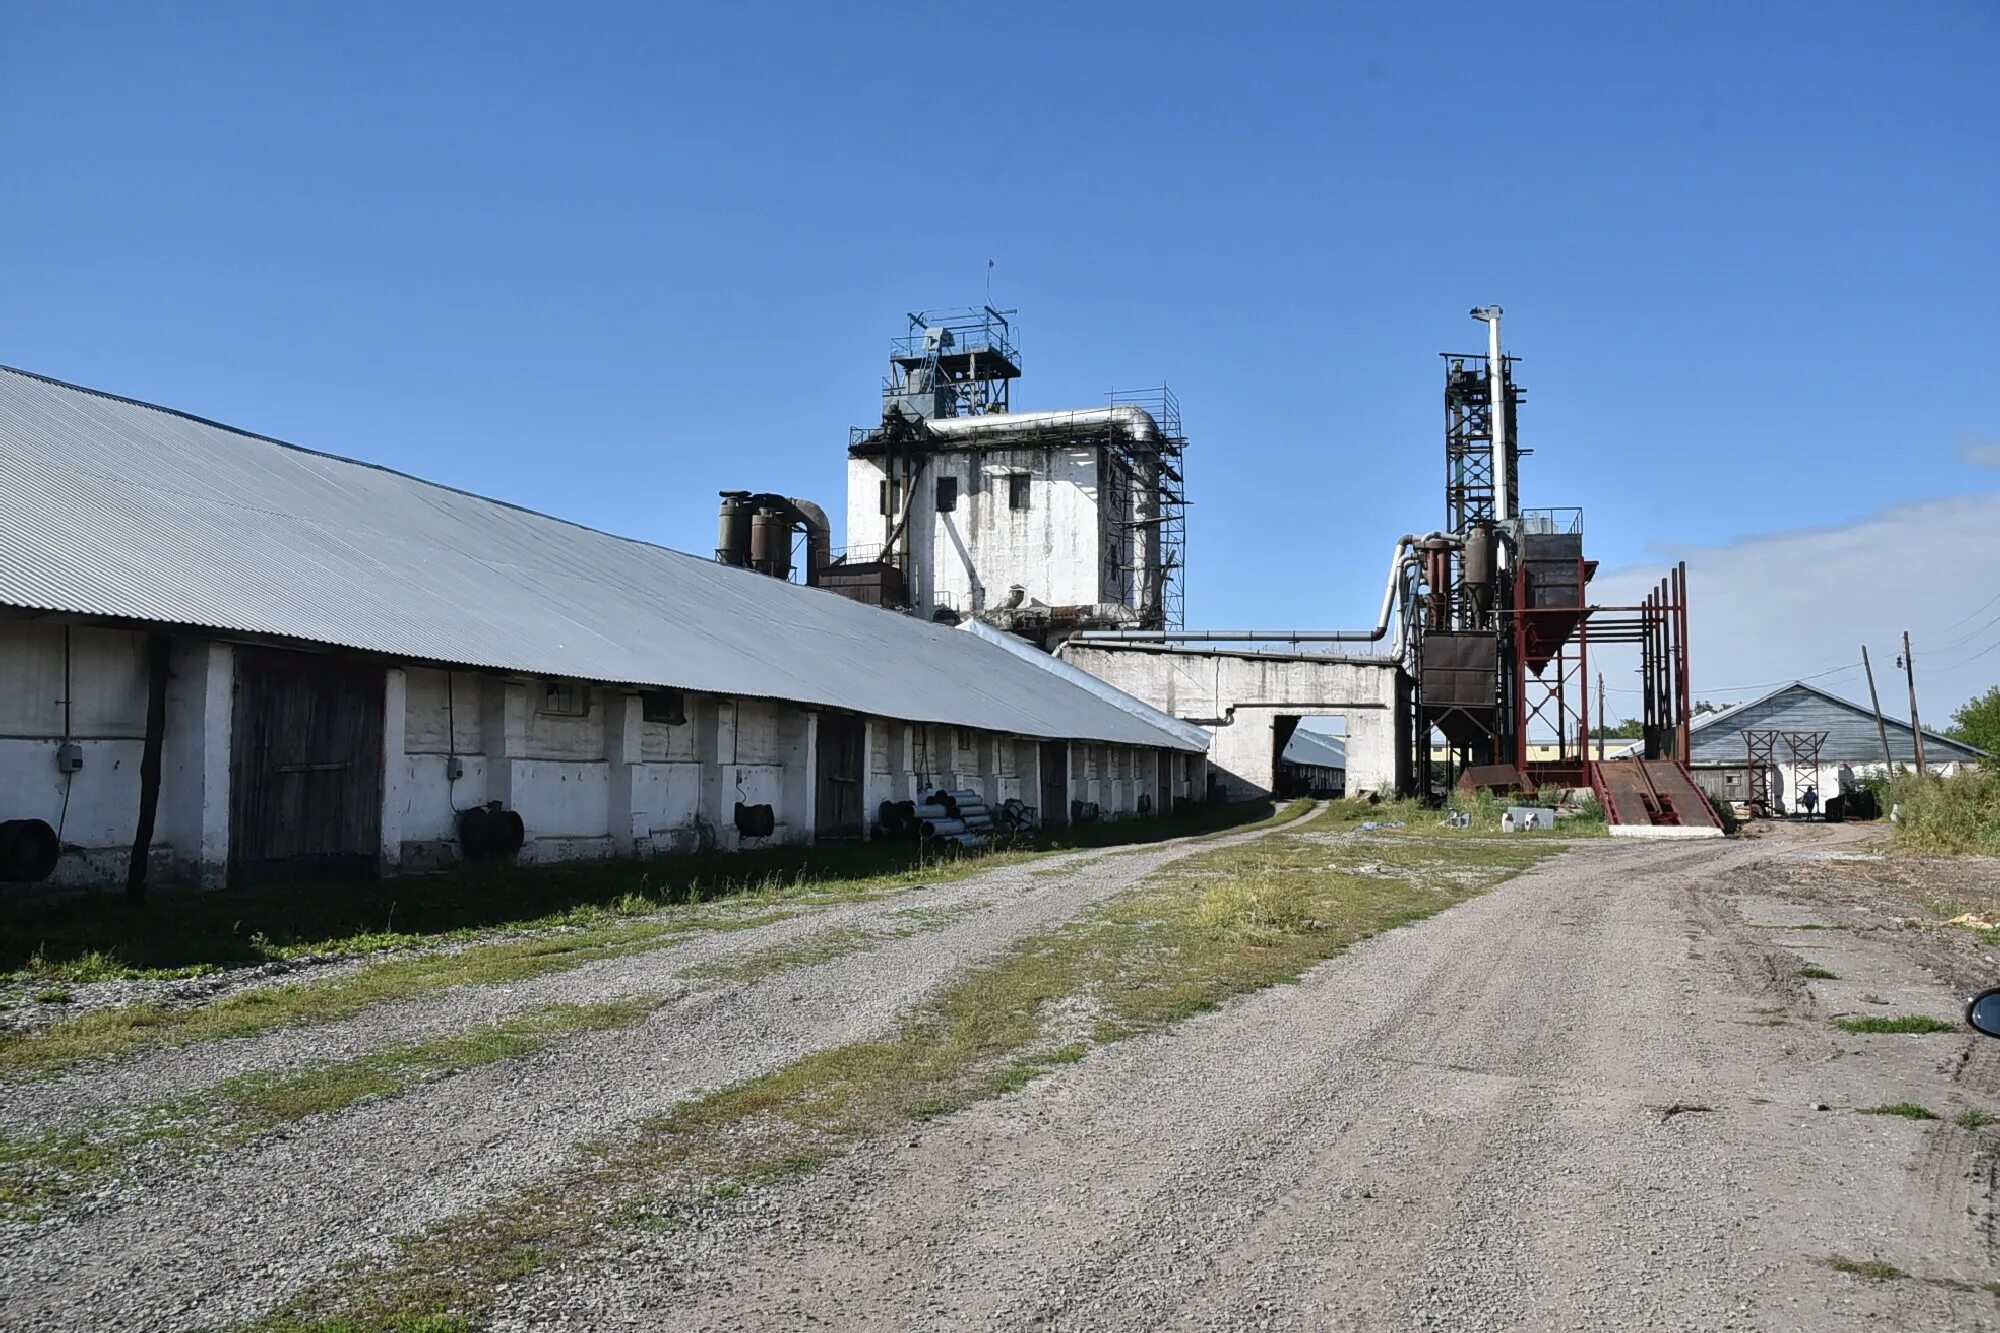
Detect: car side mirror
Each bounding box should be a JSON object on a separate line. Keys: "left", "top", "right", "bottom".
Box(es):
{"left": 1967, "top": 988, "right": 2000, "bottom": 1038}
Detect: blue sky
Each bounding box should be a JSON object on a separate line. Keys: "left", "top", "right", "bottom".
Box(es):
{"left": 4, "top": 2, "right": 1997, "bottom": 724}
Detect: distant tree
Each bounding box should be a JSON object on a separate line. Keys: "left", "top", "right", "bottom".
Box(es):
{"left": 1591, "top": 719, "right": 1645, "bottom": 740}
{"left": 1947, "top": 686, "right": 2000, "bottom": 757}
{"left": 1693, "top": 700, "right": 1720, "bottom": 716}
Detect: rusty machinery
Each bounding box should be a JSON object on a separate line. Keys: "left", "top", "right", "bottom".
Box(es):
{"left": 1410, "top": 308, "right": 1700, "bottom": 808}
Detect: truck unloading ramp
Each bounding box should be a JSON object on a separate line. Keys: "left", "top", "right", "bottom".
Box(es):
{"left": 1591, "top": 759, "right": 1724, "bottom": 836}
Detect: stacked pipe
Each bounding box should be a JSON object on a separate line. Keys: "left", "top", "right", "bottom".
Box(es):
{"left": 878, "top": 795, "right": 1041, "bottom": 844}
{"left": 920, "top": 788, "right": 993, "bottom": 846}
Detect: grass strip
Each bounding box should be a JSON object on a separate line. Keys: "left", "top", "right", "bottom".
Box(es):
{"left": 3, "top": 802, "right": 1302, "bottom": 1078}
{"left": 1835, "top": 1015, "right": 1958, "bottom": 1035}
{"left": 248, "top": 824, "right": 1555, "bottom": 1331}
{"left": 679, "top": 901, "right": 990, "bottom": 985}
{"left": 0, "top": 912, "right": 795, "bottom": 1082}
{"left": 1306, "top": 791, "right": 1609, "bottom": 839}
{"left": 0, "top": 998, "right": 659, "bottom": 1221}
{"left": 1859, "top": 1102, "right": 1939, "bottom": 1121}
{"left": 4, "top": 803, "right": 1289, "bottom": 986}
{"left": 1827, "top": 1255, "right": 2000, "bottom": 1297}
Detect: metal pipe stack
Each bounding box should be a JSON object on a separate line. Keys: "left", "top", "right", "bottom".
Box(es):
{"left": 923, "top": 788, "right": 994, "bottom": 847}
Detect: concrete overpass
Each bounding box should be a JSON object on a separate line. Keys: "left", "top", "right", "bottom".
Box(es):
{"left": 1057, "top": 643, "right": 1410, "bottom": 801}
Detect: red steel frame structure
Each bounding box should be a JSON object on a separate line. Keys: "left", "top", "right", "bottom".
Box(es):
{"left": 1741, "top": 728, "right": 1828, "bottom": 816}
{"left": 1511, "top": 560, "right": 1693, "bottom": 790}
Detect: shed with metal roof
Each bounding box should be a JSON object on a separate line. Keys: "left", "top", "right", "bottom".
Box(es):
{"left": 0, "top": 366, "right": 1206, "bottom": 891}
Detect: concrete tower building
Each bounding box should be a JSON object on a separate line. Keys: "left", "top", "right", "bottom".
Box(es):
{"left": 842, "top": 309, "right": 1186, "bottom": 644}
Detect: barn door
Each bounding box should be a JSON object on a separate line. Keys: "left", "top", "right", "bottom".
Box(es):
{"left": 1157, "top": 752, "right": 1173, "bottom": 814}
{"left": 1040, "top": 740, "right": 1068, "bottom": 828}
{"left": 815, "top": 714, "right": 866, "bottom": 839}
{"left": 230, "top": 648, "right": 385, "bottom": 886}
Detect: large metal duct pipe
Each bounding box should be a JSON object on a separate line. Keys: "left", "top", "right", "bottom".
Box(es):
{"left": 1470, "top": 305, "right": 1509, "bottom": 568}
{"left": 918, "top": 405, "right": 1164, "bottom": 446}
{"left": 1068, "top": 534, "right": 1423, "bottom": 645}
{"left": 786, "top": 496, "right": 831, "bottom": 585}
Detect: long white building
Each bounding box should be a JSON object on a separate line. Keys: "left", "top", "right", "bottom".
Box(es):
{"left": 0, "top": 365, "right": 1206, "bottom": 893}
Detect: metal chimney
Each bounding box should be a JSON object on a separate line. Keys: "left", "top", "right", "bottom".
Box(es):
{"left": 1469, "top": 305, "right": 1509, "bottom": 569}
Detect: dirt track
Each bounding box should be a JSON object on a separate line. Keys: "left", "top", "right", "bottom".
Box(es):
{"left": 8, "top": 820, "right": 1999, "bottom": 1331}
{"left": 500, "top": 824, "right": 2000, "bottom": 1331}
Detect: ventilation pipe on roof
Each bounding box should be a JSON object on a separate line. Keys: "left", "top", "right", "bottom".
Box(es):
{"left": 1067, "top": 534, "right": 1425, "bottom": 648}
{"left": 715, "top": 491, "right": 832, "bottom": 585}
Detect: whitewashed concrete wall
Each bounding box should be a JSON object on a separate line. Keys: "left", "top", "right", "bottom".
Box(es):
{"left": 848, "top": 445, "right": 1137, "bottom": 617}
{"left": 1060, "top": 644, "right": 1408, "bottom": 801}
{"left": 2, "top": 622, "right": 1200, "bottom": 890}
{"left": 0, "top": 624, "right": 157, "bottom": 885}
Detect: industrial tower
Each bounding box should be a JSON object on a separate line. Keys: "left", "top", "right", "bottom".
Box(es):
{"left": 837, "top": 308, "right": 1187, "bottom": 643}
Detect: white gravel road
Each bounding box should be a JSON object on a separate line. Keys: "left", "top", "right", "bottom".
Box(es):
{"left": 9, "top": 819, "right": 1996, "bottom": 1333}
{"left": 496, "top": 826, "right": 2000, "bottom": 1332}
{"left": 0, "top": 811, "right": 1316, "bottom": 1333}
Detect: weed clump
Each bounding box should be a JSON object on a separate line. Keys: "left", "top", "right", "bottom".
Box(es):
{"left": 1835, "top": 1015, "right": 1957, "bottom": 1035}
{"left": 1887, "top": 767, "right": 2000, "bottom": 855}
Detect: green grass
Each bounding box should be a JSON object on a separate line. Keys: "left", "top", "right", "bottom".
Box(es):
{"left": 30, "top": 986, "right": 72, "bottom": 1004}
{"left": 1830, "top": 1256, "right": 1909, "bottom": 1281}
{"left": 1886, "top": 767, "right": 2000, "bottom": 856}
{"left": 0, "top": 803, "right": 1303, "bottom": 1079}
{"left": 246, "top": 818, "right": 1556, "bottom": 1332}
{"left": 2, "top": 803, "right": 1288, "bottom": 988}
{"left": 0, "top": 913, "right": 781, "bottom": 1081}
{"left": 0, "top": 997, "right": 660, "bottom": 1221}
{"left": 1834, "top": 1015, "right": 1958, "bottom": 1035}
{"left": 680, "top": 901, "right": 988, "bottom": 985}
{"left": 1859, "top": 1102, "right": 1940, "bottom": 1120}
{"left": 1798, "top": 965, "right": 1839, "bottom": 980}
{"left": 1305, "top": 790, "right": 1607, "bottom": 839}
{"left": 1827, "top": 1254, "right": 2000, "bottom": 1298}
{"left": 1955, "top": 1109, "right": 1998, "bottom": 1129}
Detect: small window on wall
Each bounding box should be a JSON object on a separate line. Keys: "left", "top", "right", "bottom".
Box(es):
{"left": 539, "top": 679, "right": 588, "bottom": 717}
{"left": 936, "top": 476, "right": 958, "bottom": 513}
{"left": 641, "top": 689, "right": 685, "bottom": 725}
{"left": 1009, "top": 473, "right": 1031, "bottom": 511}
{"left": 956, "top": 727, "right": 975, "bottom": 752}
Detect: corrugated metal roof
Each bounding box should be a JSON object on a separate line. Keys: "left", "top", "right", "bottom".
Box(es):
{"left": 1281, "top": 728, "right": 1347, "bottom": 769}
{"left": 959, "top": 620, "right": 1213, "bottom": 751}
{"left": 0, "top": 365, "right": 1202, "bottom": 752}
{"left": 1687, "top": 681, "right": 1984, "bottom": 764}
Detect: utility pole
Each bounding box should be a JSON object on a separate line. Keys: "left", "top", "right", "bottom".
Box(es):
{"left": 1902, "top": 630, "right": 1928, "bottom": 773}
{"left": 1597, "top": 673, "right": 1607, "bottom": 761}
{"left": 1861, "top": 646, "right": 1895, "bottom": 774}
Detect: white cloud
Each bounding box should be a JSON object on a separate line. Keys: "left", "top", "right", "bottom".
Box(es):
{"left": 1961, "top": 433, "right": 2000, "bottom": 470}
{"left": 1589, "top": 490, "right": 2000, "bottom": 726}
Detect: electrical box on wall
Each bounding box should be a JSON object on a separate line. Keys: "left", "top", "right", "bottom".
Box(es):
{"left": 56, "top": 742, "right": 83, "bottom": 774}
{"left": 445, "top": 757, "right": 465, "bottom": 782}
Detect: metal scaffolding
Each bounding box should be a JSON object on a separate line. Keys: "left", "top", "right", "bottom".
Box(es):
{"left": 886, "top": 307, "right": 1020, "bottom": 419}
{"left": 1742, "top": 729, "right": 1828, "bottom": 817}
{"left": 1441, "top": 351, "right": 1524, "bottom": 628}
{"left": 1107, "top": 385, "right": 1188, "bottom": 629}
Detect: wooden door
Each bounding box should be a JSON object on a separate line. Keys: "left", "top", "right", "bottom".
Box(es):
{"left": 815, "top": 714, "right": 866, "bottom": 839}
{"left": 1039, "top": 740, "right": 1068, "bottom": 828}
{"left": 230, "top": 648, "right": 385, "bottom": 886}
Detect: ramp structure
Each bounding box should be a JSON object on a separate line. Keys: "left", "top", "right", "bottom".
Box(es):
{"left": 1592, "top": 758, "right": 1723, "bottom": 835}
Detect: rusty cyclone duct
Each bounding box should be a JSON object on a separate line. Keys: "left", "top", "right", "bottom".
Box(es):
{"left": 715, "top": 491, "right": 832, "bottom": 584}
{"left": 749, "top": 507, "right": 789, "bottom": 578}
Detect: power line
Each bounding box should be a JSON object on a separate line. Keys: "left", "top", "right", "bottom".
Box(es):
{"left": 1929, "top": 607, "right": 2000, "bottom": 655}
{"left": 1602, "top": 660, "right": 1865, "bottom": 698}
{"left": 1935, "top": 586, "right": 2000, "bottom": 637}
